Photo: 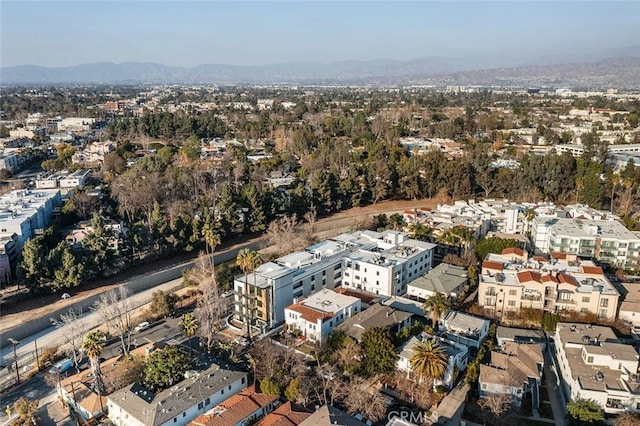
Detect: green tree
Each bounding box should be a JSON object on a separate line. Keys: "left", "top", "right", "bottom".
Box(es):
{"left": 408, "top": 222, "right": 432, "bottom": 241}
{"left": 12, "top": 397, "right": 39, "bottom": 426}
{"left": 179, "top": 313, "right": 199, "bottom": 353}
{"left": 149, "top": 290, "right": 179, "bottom": 318}
{"left": 361, "top": 327, "right": 397, "bottom": 377}
{"left": 53, "top": 247, "right": 86, "bottom": 290}
{"left": 422, "top": 293, "right": 451, "bottom": 326}
{"left": 144, "top": 346, "right": 194, "bottom": 392}
{"left": 260, "top": 376, "right": 280, "bottom": 396}
{"left": 150, "top": 200, "right": 170, "bottom": 252}
{"left": 284, "top": 376, "right": 301, "bottom": 401}
{"left": 410, "top": 339, "right": 448, "bottom": 384}
{"left": 18, "top": 236, "right": 48, "bottom": 289}
{"left": 474, "top": 237, "right": 521, "bottom": 262}
{"left": 180, "top": 135, "right": 202, "bottom": 161}
{"left": 82, "top": 331, "right": 106, "bottom": 395}
{"left": 83, "top": 213, "right": 116, "bottom": 275}
{"left": 566, "top": 399, "right": 605, "bottom": 426}
{"left": 242, "top": 183, "right": 268, "bottom": 233}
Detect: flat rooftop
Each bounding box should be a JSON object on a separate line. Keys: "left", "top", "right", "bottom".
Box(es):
{"left": 300, "top": 289, "right": 359, "bottom": 313}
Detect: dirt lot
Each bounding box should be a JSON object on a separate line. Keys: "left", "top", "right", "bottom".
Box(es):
{"left": 0, "top": 197, "right": 437, "bottom": 333}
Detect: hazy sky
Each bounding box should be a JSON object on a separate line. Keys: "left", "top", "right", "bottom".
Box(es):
{"left": 1, "top": 1, "right": 639, "bottom": 67}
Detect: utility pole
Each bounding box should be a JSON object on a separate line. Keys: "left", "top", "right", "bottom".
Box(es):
{"left": 34, "top": 339, "right": 40, "bottom": 371}
{"left": 8, "top": 338, "right": 20, "bottom": 385}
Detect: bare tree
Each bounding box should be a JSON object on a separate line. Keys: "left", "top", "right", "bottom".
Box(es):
{"left": 265, "top": 214, "right": 309, "bottom": 256}
{"left": 313, "top": 362, "right": 346, "bottom": 406}
{"left": 93, "top": 287, "right": 133, "bottom": 356}
{"left": 189, "top": 254, "right": 227, "bottom": 352}
{"left": 50, "top": 308, "right": 87, "bottom": 369}
{"left": 343, "top": 376, "right": 389, "bottom": 423}
{"left": 478, "top": 393, "right": 515, "bottom": 425}
{"left": 302, "top": 206, "right": 317, "bottom": 242}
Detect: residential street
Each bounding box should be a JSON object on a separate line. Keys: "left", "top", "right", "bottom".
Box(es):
{"left": 543, "top": 348, "right": 567, "bottom": 426}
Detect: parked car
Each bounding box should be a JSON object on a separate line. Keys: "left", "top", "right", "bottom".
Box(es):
{"left": 234, "top": 337, "right": 249, "bottom": 346}
{"left": 222, "top": 290, "right": 234, "bottom": 298}
{"left": 48, "top": 358, "right": 74, "bottom": 375}
{"left": 61, "top": 293, "right": 71, "bottom": 299}
{"left": 134, "top": 321, "right": 150, "bottom": 332}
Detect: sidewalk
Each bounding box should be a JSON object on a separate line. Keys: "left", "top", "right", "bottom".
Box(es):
{"left": 543, "top": 349, "right": 567, "bottom": 426}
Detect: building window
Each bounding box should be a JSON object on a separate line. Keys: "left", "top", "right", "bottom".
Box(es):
{"left": 242, "top": 377, "right": 246, "bottom": 384}
{"left": 482, "top": 384, "right": 487, "bottom": 389}
{"left": 198, "top": 402, "right": 203, "bottom": 410}
{"left": 376, "top": 271, "right": 380, "bottom": 276}
{"left": 174, "top": 419, "right": 177, "bottom": 423}
{"left": 600, "top": 299, "right": 609, "bottom": 308}
{"left": 587, "top": 356, "right": 593, "bottom": 363}
{"left": 508, "top": 290, "right": 517, "bottom": 296}
{"left": 229, "top": 385, "right": 232, "bottom": 390}
{"left": 581, "top": 296, "right": 590, "bottom": 303}
{"left": 205, "top": 398, "right": 210, "bottom": 406}
{"left": 183, "top": 413, "right": 186, "bottom": 418}
{"left": 311, "top": 285, "right": 315, "bottom": 291}
{"left": 507, "top": 300, "right": 516, "bottom": 306}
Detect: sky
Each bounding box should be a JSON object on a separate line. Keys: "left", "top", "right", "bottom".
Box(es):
{"left": 1, "top": 1, "right": 639, "bottom": 68}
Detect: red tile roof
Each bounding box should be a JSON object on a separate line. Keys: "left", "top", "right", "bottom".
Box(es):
{"left": 533, "top": 256, "right": 548, "bottom": 263}
{"left": 558, "top": 273, "right": 578, "bottom": 287}
{"left": 403, "top": 210, "right": 416, "bottom": 216}
{"left": 551, "top": 252, "right": 567, "bottom": 260}
{"left": 502, "top": 247, "right": 525, "bottom": 257}
{"left": 287, "top": 303, "right": 333, "bottom": 323}
{"left": 482, "top": 260, "right": 504, "bottom": 271}
{"left": 582, "top": 265, "right": 604, "bottom": 275}
{"left": 256, "top": 402, "right": 311, "bottom": 426}
{"left": 517, "top": 271, "right": 541, "bottom": 283}
{"left": 189, "top": 386, "right": 279, "bottom": 426}
{"left": 541, "top": 274, "right": 559, "bottom": 283}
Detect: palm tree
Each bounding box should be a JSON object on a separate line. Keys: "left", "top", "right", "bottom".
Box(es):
{"left": 236, "top": 248, "right": 262, "bottom": 340}
{"left": 410, "top": 339, "right": 448, "bottom": 385}
{"left": 523, "top": 208, "right": 535, "bottom": 240}
{"left": 423, "top": 293, "right": 451, "bottom": 327}
{"left": 179, "top": 313, "right": 199, "bottom": 354}
{"left": 408, "top": 222, "right": 432, "bottom": 242}
{"left": 82, "top": 331, "right": 106, "bottom": 398}
{"left": 202, "top": 223, "right": 221, "bottom": 268}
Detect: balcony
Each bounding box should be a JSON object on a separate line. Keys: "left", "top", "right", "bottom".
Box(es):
{"left": 486, "top": 291, "right": 497, "bottom": 296}
{"left": 544, "top": 291, "right": 556, "bottom": 300}
{"left": 521, "top": 294, "right": 542, "bottom": 301}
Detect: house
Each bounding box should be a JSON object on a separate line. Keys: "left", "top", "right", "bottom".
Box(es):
{"left": 255, "top": 401, "right": 312, "bottom": 426}
{"left": 478, "top": 252, "right": 619, "bottom": 320}
{"left": 337, "top": 303, "right": 413, "bottom": 342}
{"left": 107, "top": 356, "right": 248, "bottom": 426}
{"left": 439, "top": 311, "right": 490, "bottom": 349}
{"left": 553, "top": 322, "right": 640, "bottom": 414}
{"left": 496, "top": 326, "right": 547, "bottom": 351}
{"left": 284, "top": 289, "right": 361, "bottom": 344}
{"left": 341, "top": 231, "right": 436, "bottom": 297}
{"left": 397, "top": 333, "right": 468, "bottom": 390}
{"left": 618, "top": 283, "right": 640, "bottom": 328}
{"left": 189, "top": 385, "right": 279, "bottom": 426}
{"left": 406, "top": 263, "right": 468, "bottom": 301}
{"left": 299, "top": 405, "right": 366, "bottom": 426}
{"left": 479, "top": 343, "right": 544, "bottom": 409}
{"left": 65, "top": 217, "right": 126, "bottom": 251}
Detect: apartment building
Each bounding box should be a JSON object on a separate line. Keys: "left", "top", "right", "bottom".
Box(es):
{"left": 233, "top": 235, "right": 371, "bottom": 334}
{"left": 284, "top": 289, "right": 361, "bottom": 344}
{"left": 554, "top": 322, "right": 640, "bottom": 414}
{"left": 439, "top": 310, "right": 490, "bottom": 349}
{"left": 35, "top": 169, "right": 91, "bottom": 191}
{"left": 532, "top": 217, "right": 640, "bottom": 269}
{"left": 340, "top": 230, "right": 436, "bottom": 297}
{"left": 0, "top": 189, "right": 62, "bottom": 251}
{"left": 478, "top": 250, "right": 619, "bottom": 320}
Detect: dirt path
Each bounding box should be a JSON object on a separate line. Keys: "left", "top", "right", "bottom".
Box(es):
{"left": 0, "top": 197, "right": 437, "bottom": 330}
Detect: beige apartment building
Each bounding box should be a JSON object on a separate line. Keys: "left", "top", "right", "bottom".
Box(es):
{"left": 478, "top": 248, "right": 619, "bottom": 320}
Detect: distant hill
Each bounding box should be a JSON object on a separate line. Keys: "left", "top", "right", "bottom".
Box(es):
{"left": 2, "top": 54, "right": 640, "bottom": 88}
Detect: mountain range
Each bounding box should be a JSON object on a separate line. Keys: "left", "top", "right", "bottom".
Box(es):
{"left": 2, "top": 50, "right": 640, "bottom": 88}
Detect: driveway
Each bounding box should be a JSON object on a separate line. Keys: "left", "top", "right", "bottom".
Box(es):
{"left": 543, "top": 349, "right": 566, "bottom": 426}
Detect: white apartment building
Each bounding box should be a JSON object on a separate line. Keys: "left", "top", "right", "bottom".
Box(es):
{"left": 439, "top": 310, "right": 490, "bottom": 349}
{"left": 619, "top": 283, "right": 640, "bottom": 328}
{"left": 57, "top": 117, "right": 96, "bottom": 133}
{"left": 341, "top": 230, "right": 436, "bottom": 297}
{"left": 397, "top": 333, "right": 468, "bottom": 390}
{"left": 35, "top": 169, "right": 91, "bottom": 191}
{"left": 532, "top": 217, "right": 640, "bottom": 269}
{"left": 233, "top": 234, "right": 373, "bottom": 333}
{"left": 478, "top": 250, "right": 619, "bottom": 320}
{"left": 284, "top": 289, "right": 361, "bottom": 344}
{"left": 554, "top": 322, "right": 640, "bottom": 414}
{"left": 0, "top": 189, "right": 62, "bottom": 251}
{"left": 72, "top": 141, "right": 114, "bottom": 164}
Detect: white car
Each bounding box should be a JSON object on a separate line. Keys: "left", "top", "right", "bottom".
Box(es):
{"left": 134, "top": 321, "right": 150, "bottom": 332}
{"left": 61, "top": 293, "right": 71, "bottom": 300}
{"left": 234, "top": 337, "right": 249, "bottom": 346}
{"left": 222, "top": 290, "right": 234, "bottom": 298}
